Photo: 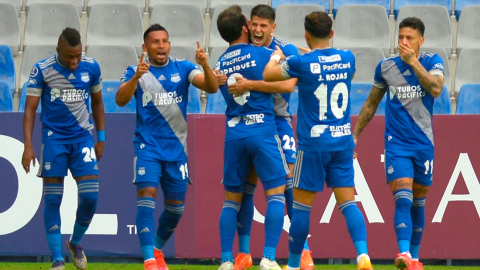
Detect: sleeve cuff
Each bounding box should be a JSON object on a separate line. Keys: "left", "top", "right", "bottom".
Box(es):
{"left": 27, "top": 87, "right": 42, "bottom": 97}
{"left": 429, "top": 70, "right": 444, "bottom": 77}
{"left": 90, "top": 83, "right": 102, "bottom": 93}
{"left": 188, "top": 69, "right": 203, "bottom": 83}
{"left": 373, "top": 81, "right": 387, "bottom": 89}
{"left": 280, "top": 63, "right": 291, "bottom": 80}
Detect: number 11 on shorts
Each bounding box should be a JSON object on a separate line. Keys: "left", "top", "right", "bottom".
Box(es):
{"left": 179, "top": 163, "right": 189, "bottom": 179}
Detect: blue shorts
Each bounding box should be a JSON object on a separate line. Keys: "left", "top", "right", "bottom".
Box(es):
{"left": 276, "top": 118, "right": 296, "bottom": 164}
{"left": 133, "top": 156, "right": 189, "bottom": 194}
{"left": 384, "top": 148, "right": 434, "bottom": 186}
{"left": 37, "top": 140, "right": 99, "bottom": 178}
{"left": 293, "top": 149, "right": 354, "bottom": 192}
{"left": 223, "top": 135, "right": 289, "bottom": 191}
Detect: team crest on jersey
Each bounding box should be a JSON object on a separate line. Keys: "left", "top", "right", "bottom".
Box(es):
{"left": 45, "top": 162, "right": 51, "bottom": 170}
{"left": 138, "top": 167, "right": 146, "bottom": 175}
{"left": 81, "top": 72, "right": 90, "bottom": 83}
{"left": 51, "top": 88, "right": 61, "bottom": 102}
{"left": 171, "top": 73, "right": 181, "bottom": 83}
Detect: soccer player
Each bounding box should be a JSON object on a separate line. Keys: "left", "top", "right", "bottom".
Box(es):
{"left": 116, "top": 24, "right": 218, "bottom": 270}
{"left": 21, "top": 27, "right": 105, "bottom": 270}
{"left": 263, "top": 11, "right": 373, "bottom": 270}
{"left": 214, "top": 5, "right": 295, "bottom": 270}
{"left": 353, "top": 17, "right": 444, "bottom": 270}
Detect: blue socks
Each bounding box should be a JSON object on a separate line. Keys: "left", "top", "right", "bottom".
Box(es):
{"left": 44, "top": 183, "right": 64, "bottom": 262}
{"left": 137, "top": 197, "right": 156, "bottom": 261}
{"left": 154, "top": 202, "right": 185, "bottom": 250}
{"left": 237, "top": 182, "right": 256, "bottom": 254}
{"left": 263, "top": 194, "right": 285, "bottom": 261}
{"left": 220, "top": 200, "right": 241, "bottom": 263}
{"left": 394, "top": 189, "right": 413, "bottom": 253}
{"left": 70, "top": 180, "right": 98, "bottom": 245}
{"left": 285, "top": 177, "right": 293, "bottom": 219}
{"left": 288, "top": 201, "right": 311, "bottom": 268}
{"left": 339, "top": 200, "right": 368, "bottom": 255}
{"left": 410, "top": 197, "right": 425, "bottom": 259}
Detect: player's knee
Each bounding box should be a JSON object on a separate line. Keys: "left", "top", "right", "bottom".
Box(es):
{"left": 44, "top": 194, "right": 62, "bottom": 209}
{"left": 394, "top": 189, "right": 413, "bottom": 209}
{"left": 164, "top": 202, "right": 185, "bottom": 219}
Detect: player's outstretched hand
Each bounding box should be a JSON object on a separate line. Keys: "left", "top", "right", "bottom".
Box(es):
{"left": 272, "top": 45, "right": 286, "bottom": 61}
{"left": 228, "top": 76, "right": 250, "bottom": 96}
{"left": 21, "top": 147, "right": 36, "bottom": 173}
{"left": 398, "top": 43, "right": 416, "bottom": 66}
{"left": 95, "top": 141, "right": 104, "bottom": 161}
{"left": 299, "top": 47, "right": 312, "bottom": 54}
{"left": 134, "top": 52, "right": 150, "bottom": 79}
{"left": 214, "top": 70, "right": 227, "bottom": 86}
{"left": 195, "top": 41, "right": 209, "bottom": 67}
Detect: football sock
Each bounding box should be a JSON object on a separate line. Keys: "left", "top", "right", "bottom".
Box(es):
{"left": 237, "top": 182, "right": 256, "bottom": 254}
{"left": 70, "top": 180, "right": 98, "bottom": 245}
{"left": 410, "top": 197, "right": 426, "bottom": 259}
{"left": 154, "top": 202, "right": 185, "bottom": 250}
{"left": 263, "top": 194, "right": 285, "bottom": 261}
{"left": 339, "top": 200, "right": 368, "bottom": 255}
{"left": 288, "top": 201, "right": 311, "bottom": 268}
{"left": 220, "top": 200, "right": 240, "bottom": 263}
{"left": 394, "top": 189, "right": 413, "bottom": 253}
{"left": 285, "top": 177, "right": 293, "bottom": 219}
{"left": 137, "top": 197, "right": 156, "bottom": 261}
{"left": 44, "top": 183, "right": 64, "bottom": 262}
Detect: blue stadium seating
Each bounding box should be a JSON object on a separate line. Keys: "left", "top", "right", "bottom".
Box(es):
{"left": 333, "top": 0, "right": 390, "bottom": 17}
{"left": 0, "top": 81, "right": 13, "bottom": 112}
{"left": 289, "top": 87, "right": 299, "bottom": 115}
{"left": 0, "top": 45, "right": 16, "bottom": 95}
{"left": 433, "top": 86, "right": 451, "bottom": 114}
{"left": 18, "top": 83, "right": 41, "bottom": 112}
{"left": 455, "top": 0, "right": 480, "bottom": 19}
{"left": 456, "top": 84, "right": 480, "bottom": 114}
{"left": 272, "top": 0, "right": 329, "bottom": 10}
{"left": 394, "top": 0, "right": 451, "bottom": 18}
{"left": 188, "top": 85, "right": 201, "bottom": 114}
{"left": 102, "top": 81, "right": 136, "bottom": 113}
{"left": 350, "top": 83, "right": 386, "bottom": 115}
{"left": 206, "top": 91, "right": 226, "bottom": 114}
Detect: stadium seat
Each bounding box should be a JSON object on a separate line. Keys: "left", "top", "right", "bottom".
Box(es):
{"left": 0, "top": 81, "right": 13, "bottom": 112}
{"left": 209, "top": 0, "right": 267, "bottom": 15}
{"left": 206, "top": 92, "right": 226, "bottom": 113}
{"left": 433, "top": 86, "right": 451, "bottom": 114}
{"left": 289, "top": 87, "right": 299, "bottom": 115}
{"left": 149, "top": 0, "right": 207, "bottom": 15}
{"left": 272, "top": 0, "right": 329, "bottom": 10}
{"left": 19, "top": 45, "right": 56, "bottom": 90}
{"left": 394, "top": 0, "right": 451, "bottom": 19}
{"left": 349, "top": 47, "right": 385, "bottom": 83}
{"left": 86, "top": 46, "right": 138, "bottom": 82}
{"left": 455, "top": 84, "right": 480, "bottom": 114}
{"left": 0, "top": 3, "right": 21, "bottom": 56}
{"left": 86, "top": 4, "right": 143, "bottom": 56}
{"left": 275, "top": 4, "right": 325, "bottom": 49}
{"left": 188, "top": 85, "right": 201, "bottom": 114}
{"left": 87, "top": 0, "right": 145, "bottom": 15}
{"left": 455, "top": 0, "right": 480, "bottom": 19}
{"left": 208, "top": 46, "right": 228, "bottom": 69}
{"left": 150, "top": 4, "right": 205, "bottom": 48}
{"left": 350, "top": 83, "right": 371, "bottom": 115}
{"left": 170, "top": 46, "right": 198, "bottom": 67}
{"left": 26, "top": 0, "right": 84, "bottom": 15}
{"left": 0, "top": 45, "right": 16, "bottom": 95}
{"left": 454, "top": 49, "right": 480, "bottom": 96}
{"left": 333, "top": 5, "right": 390, "bottom": 56}
{"left": 420, "top": 47, "right": 451, "bottom": 93}
{"left": 333, "top": 0, "right": 390, "bottom": 17}
{"left": 24, "top": 3, "right": 81, "bottom": 49}
{"left": 209, "top": 4, "right": 256, "bottom": 50}
{"left": 456, "top": 6, "right": 480, "bottom": 55}
{"left": 101, "top": 81, "right": 136, "bottom": 113}
{"left": 0, "top": 0, "right": 22, "bottom": 16}
{"left": 18, "top": 82, "right": 41, "bottom": 112}
{"left": 395, "top": 5, "right": 452, "bottom": 55}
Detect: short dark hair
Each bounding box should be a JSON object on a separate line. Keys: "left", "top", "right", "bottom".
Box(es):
{"left": 217, "top": 5, "right": 247, "bottom": 43}
{"left": 304, "top": 11, "right": 332, "bottom": 39}
{"left": 399, "top": 17, "right": 425, "bottom": 37}
{"left": 251, "top": 4, "right": 275, "bottom": 22}
{"left": 60, "top": 28, "right": 81, "bottom": 47}
{"left": 144, "top": 24, "right": 169, "bottom": 41}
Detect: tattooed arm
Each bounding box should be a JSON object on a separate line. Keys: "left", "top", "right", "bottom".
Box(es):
{"left": 353, "top": 85, "right": 387, "bottom": 144}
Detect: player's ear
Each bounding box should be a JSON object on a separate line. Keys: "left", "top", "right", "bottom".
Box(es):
{"left": 142, "top": 43, "right": 147, "bottom": 52}
{"left": 418, "top": 36, "right": 425, "bottom": 46}
{"left": 329, "top": 30, "right": 334, "bottom": 39}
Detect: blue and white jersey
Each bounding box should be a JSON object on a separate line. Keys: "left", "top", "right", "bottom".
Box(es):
{"left": 281, "top": 48, "right": 356, "bottom": 151}
{"left": 214, "top": 43, "right": 277, "bottom": 141}
{"left": 121, "top": 57, "right": 202, "bottom": 161}
{"left": 27, "top": 55, "right": 102, "bottom": 144}
{"left": 373, "top": 52, "right": 444, "bottom": 150}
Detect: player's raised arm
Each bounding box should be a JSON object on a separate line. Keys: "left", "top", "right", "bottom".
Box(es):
{"left": 263, "top": 45, "right": 287, "bottom": 82}
{"left": 116, "top": 52, "right": 150, "bottom": 107}
{"left": 192, "top": 41, "right": 219, "bottom": 93}
{"left": 352, "top": 85, "right": 387, "bottom": 144}
{"left": 22, "top": 95, "right": 40, "bottom": 173}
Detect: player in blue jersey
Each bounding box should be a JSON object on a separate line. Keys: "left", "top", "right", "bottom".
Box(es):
{"left": 214, "top": 5, "right": 296, "bottom": 270}
{"left": 353, "top": 17, "right": 444, "bottom": 270}
{"left": 21, "top": 28, "right": 105, "bottom": 270}
{"left": 263, "top": 11, "right": 373, "bottom": 270}
{"left": 116, "top": 24, "right": 218, "bottom": 270}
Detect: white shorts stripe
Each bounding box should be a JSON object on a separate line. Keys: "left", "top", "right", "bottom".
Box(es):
{"left": 293, "top": 150, "right": 303, "bottom": 188}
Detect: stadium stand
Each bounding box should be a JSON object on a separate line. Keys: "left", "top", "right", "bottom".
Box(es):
{"left": 18, "top": 83, "right": 41, "bottom": 112}
{"left": 350, "top": 83, "right": 371, "bottom": 115}
{"left": 333, "top": 5, "right": 390, "bottom": 56}
{"left": 209, "top": 0, "right": 267, "bottom": 15}
{"left": 420, "top": 47, "right": 451, "bottom": 93}
{"left": 0, "top": 0, "right": 22, "bottom": 16}
{"left": 188, "top": 85, "right": 201, "bottom": 114}
{"left": 454, "top": 49, "right": 480, "bottom": 96}
{"left": 208, "top": 46, "right": 228, "bottom": 68}
{"left": 170, "top": 46, "right": 199, "bottom": 67}
{"left": 26, "top": 0, "right": 84, "bottom": 15}
{"left": 150, "top": 4, "right": 205, "bottom": 48}
{"left": 101, "top": 81, "right": 136, "bottom": 113}
{"left": 24, "top": 3, "right": 81, "bottom": 49}
{"left": 206, "top": 91, "right": 226, "bottom": 114}
{"left": 149, "top": 0, "right": 207, "bottom": 15}
{"left": 456, "top": 84, "right": 480, "bottom": 114}
{"left": 87, "top": 0, "right": 145, "bottom": 15}
{"left": 333, "top": 0, "right": 390, "bottom": 17}
{"left": 433, "top": 86, "right": 452, "bottom": 114}
{"left": 394, "top": 0, "right": 451, "bottom": 19}
{"left": 19, "top": 45, "right": 56, "bottom": 91}
{"left": 0, "top": 81, "right": 13, "bottom": 112}
{"left": 271, "top": 0, "right": 329, "bottom": 11}
{"left": 456, "top": 6, "right": 480, "bottom": 55}
{"left": 454, "top": 0, "right": 480, "bottom": 19}
{"left": 86, "top": 3, "right": 143, "bottom": 56}
{"left": 86, "top": 45, "right": 138, "bottom": 82}
{"left": 0, "top": 3, "right": 21, "bottom": 56}
{"left": 0, "top": 45, "right": 16, "bottom": 95}
{"left": 395, "top": 5, "right": 453, "bottom": 55}
{"left": 349, "top": 47, "right": 385, "bottom": 83}
{"left": 274, "top": 4, "right": 325, "bottom": 49}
